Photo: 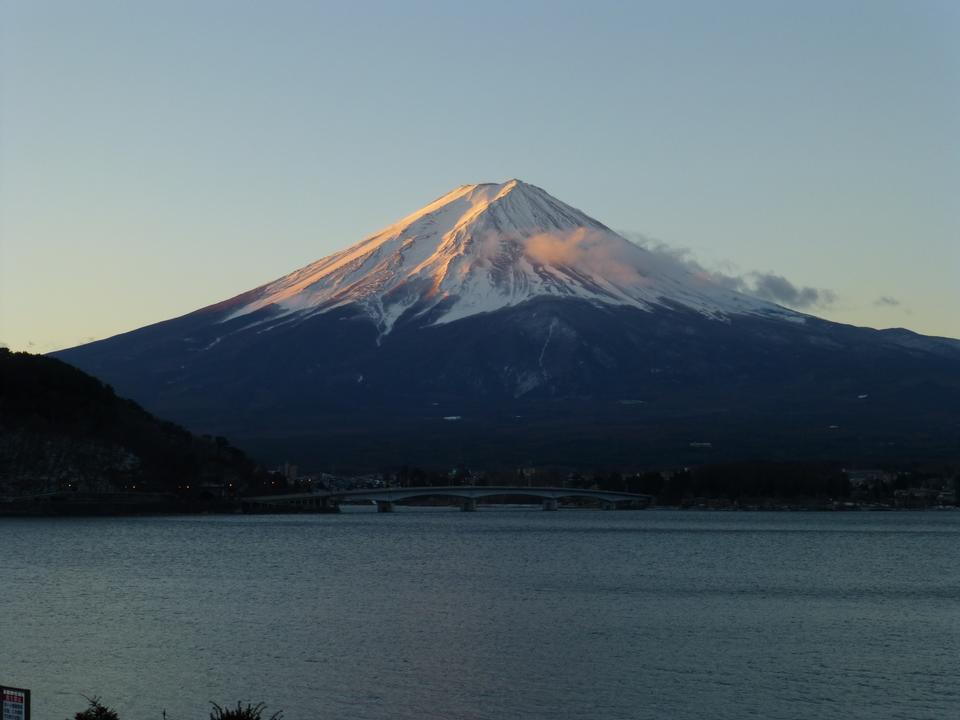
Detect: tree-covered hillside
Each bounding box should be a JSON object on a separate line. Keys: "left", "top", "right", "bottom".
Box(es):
{"left": 0, "top": 348, "right": 266, "bottom": 499}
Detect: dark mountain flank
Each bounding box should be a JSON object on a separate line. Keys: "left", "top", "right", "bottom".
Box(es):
{"left": 53, "top": 181, "right": 960, "bottom": 470}
{"left": 0, "top": 349, "right": 264, "bottom": 502}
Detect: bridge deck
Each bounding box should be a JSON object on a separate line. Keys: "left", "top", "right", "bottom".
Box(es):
{"left": 245, "top": 485, "right": 652, "bottom": 506}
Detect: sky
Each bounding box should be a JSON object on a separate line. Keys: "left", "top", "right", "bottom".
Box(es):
{"left": 2, "top": 0, "right": 958, "bottom": 352}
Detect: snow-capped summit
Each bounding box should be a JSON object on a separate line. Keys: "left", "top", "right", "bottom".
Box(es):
{"left": 55, "top": 179, "right": 960, "bottom": 471}
{"left": 224, "top": 179, "right": 793, "bottom": 334}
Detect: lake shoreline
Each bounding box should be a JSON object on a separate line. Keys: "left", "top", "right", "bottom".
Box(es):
{"left": 2, "top": 494, "right": 957, "bottom": 517}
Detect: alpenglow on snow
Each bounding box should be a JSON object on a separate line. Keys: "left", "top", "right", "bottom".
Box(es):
{"left": 221, "top": 179, "right": 797, "bottom": 336}
{"left": 53, "top": 179, "right": 960, "bottom": 469}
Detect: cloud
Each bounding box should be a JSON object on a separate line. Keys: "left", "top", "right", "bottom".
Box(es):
{"left": 622, "top": 232, "right": 837, "bottom": 310}
{"left": 624, "top": 234, "right": 699, "bottom": 268}
{"left": 708, "top": 270, "right": 836, "bottom": 310}
{"left": 485, "top": 228, "right": 839, "bottom": 312}
{"left": 748, "top": 273, "right": 837, "bottom": 309}
{"left": 874, "top": 295, "right": 901, "bottom": 307}
{"left": 522, "top": 229, "right": 646, "bottom": 286}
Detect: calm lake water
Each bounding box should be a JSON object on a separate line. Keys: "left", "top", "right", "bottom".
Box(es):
{"left": 2, "top": 509, "right": 958, "bottom": 720}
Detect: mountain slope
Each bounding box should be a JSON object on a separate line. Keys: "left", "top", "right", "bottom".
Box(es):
{"left": 53, "top": 181, "right": 960, "bottom": 470}
{"left": 0, "top": 349, "right": 264, "bottom": 498}
{"left": 211, "top": 180, "right": 796, "bottom": 336}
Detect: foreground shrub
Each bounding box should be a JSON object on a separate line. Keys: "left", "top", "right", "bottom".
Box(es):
{"left": 210, "top": 701, "right": 283, "bottom": 720}
{"left": 70, "top": 697, "right": 120, "bottom": 720}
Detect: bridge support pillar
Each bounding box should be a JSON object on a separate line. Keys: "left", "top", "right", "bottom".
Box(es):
{"left": 542, "top": 498, "right": 559, "bottom": 511}
{"left": 377, "top": 501, "right": 394, "bottom": 513}
{"left": 461, "top": 498, "right": 477, "bottom": 512}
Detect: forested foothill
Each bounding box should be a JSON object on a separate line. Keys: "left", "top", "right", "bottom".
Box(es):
{"left": 0, "top": 349, "right": 278, "bottom": 513}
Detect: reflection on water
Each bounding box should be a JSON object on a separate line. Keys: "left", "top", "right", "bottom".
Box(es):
{"left": 2, "top": 509, "right": 959, "bottom": 720}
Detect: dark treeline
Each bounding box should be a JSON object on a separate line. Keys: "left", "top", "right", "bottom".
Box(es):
{"left": 0, "top": 349, "right": 273, "bottom": 498}
{"left": 380, "top": 460, "right": 958, "bottom": 506}
{"left": 628, "top": 463, "right": 850, "bottom": 503}
{"left": 383, "top": 462, "right": 848, "bottom": 496}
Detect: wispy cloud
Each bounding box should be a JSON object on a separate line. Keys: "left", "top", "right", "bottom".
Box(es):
{"left": 874, "top": 295, "right": 901, "bottom": 307}
{"left": 623, "top": 232, "right": 837, "bottom": 311}
{"left": 521, "top": 229, "right": 646, "bottom": 286}
{"left": 733, "top": 272, "right": 836, "bottom": 310}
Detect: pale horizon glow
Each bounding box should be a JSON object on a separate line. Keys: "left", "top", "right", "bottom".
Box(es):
{"left": 1, "top": 0, "right": 958, "bottom": 352}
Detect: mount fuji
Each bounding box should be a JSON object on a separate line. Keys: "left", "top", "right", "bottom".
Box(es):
{"left": 214, "top": 179, "right": 794, "bottom": 332}
{"left": 55, "top": 180, "right": 960, "bottom": 469}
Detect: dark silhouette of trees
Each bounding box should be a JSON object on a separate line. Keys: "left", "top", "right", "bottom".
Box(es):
{"left": 210, "top": 701, "right": 283, "bottom": 720}
{"left": 70, "top": 696, "right": 119, "bottom": 720}
{"left": 0, "top": 349, "right": 266, "bottom": 496}
{"left": 686, "top": 462, "right": 849, "bottom": 501}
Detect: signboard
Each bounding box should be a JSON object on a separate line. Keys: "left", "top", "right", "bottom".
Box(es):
{"left": 0, "top": 686, "right": 30, "bottom": 720}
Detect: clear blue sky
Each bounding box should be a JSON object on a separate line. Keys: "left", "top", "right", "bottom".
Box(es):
{"left": 2, "top": 0, "right": 958, "bottom": 352}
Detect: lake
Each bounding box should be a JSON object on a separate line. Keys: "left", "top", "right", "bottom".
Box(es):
{"left": 2, "top": 509, "right": 958, "bottom": 719}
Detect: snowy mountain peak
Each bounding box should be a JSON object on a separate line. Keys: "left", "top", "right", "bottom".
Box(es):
{"left": 222, "top": 180, "right": 796, "bottom": 333}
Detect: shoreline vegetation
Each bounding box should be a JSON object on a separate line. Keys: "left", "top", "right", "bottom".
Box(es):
{"left": 2, "top": 349, "right": 957, "bottom": 518}
{"left": 71, "top": 697, "right": 281, "bottom": 720}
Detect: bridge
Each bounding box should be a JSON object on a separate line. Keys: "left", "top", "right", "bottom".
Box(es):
{"left": 241, "top": 486, "right": 652, "bottom": 513}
